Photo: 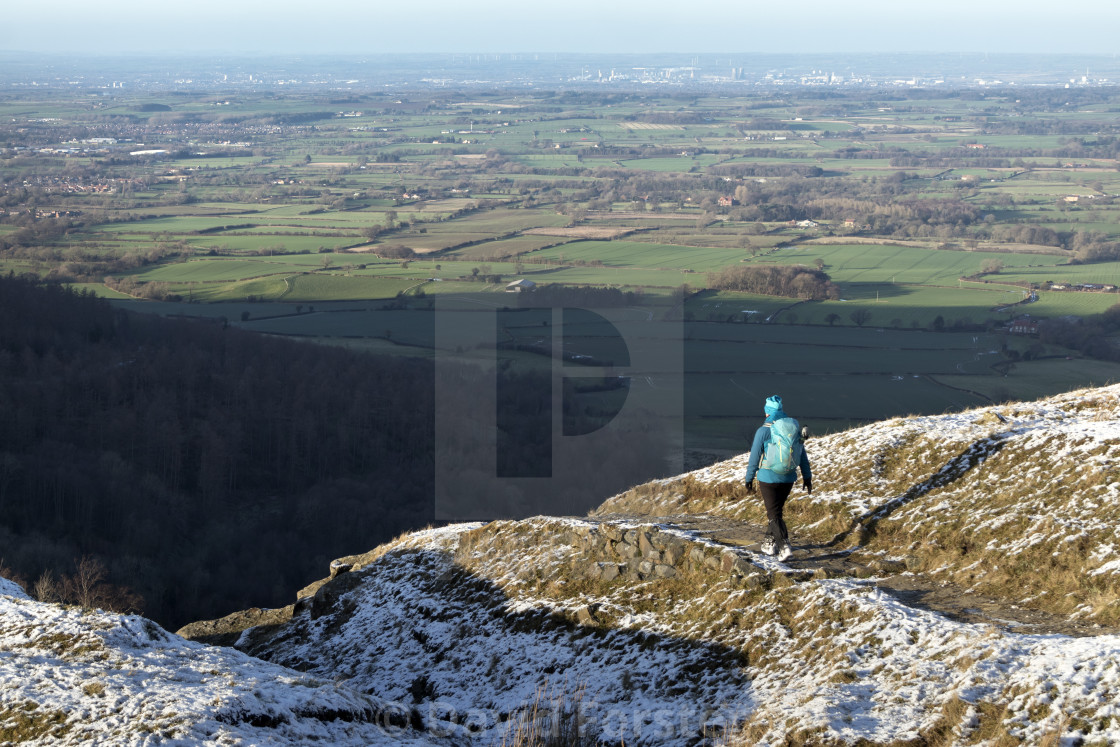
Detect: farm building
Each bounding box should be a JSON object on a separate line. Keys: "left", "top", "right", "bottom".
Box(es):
{"left": 505, "top": 279, "right": 536, "bottom": 293}
{"left": 1008, "top": 318, "right": 1040, "bottom": 336}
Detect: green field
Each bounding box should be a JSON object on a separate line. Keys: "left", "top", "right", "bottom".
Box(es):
{"left": 11, "top": 84, "right": 1120, "bottom": 453}
{"left": 1024, "top": 291, "right": 1119, "bottom": 317}
{"left": 772, "top": 243, "right": 1064, "bottom": 285}
{"left": 997, "top": 261, "right": 1120, "bottom": 286}
{"left": 135, "top": 259, "right": 305, "bottom": 282}
{"left": 532, "top": 240, "right": 749, "bottom": 271}
{"left": 619, "top": 155, "right": 725, "bottom": 172}
{"left": 184, "top": 235, "right": 358, "bottom": 253}
{"left": 449, "top": 236, "right": 572, "bottom": 260}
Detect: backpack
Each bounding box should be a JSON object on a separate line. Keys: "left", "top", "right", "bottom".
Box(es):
{"left": 760, "top": 418, "right": 802, "bottom": 474}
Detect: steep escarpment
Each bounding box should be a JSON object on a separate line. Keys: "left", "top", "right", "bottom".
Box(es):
{"left": 8, "top": 385, "right": 1120, "bottom": 745}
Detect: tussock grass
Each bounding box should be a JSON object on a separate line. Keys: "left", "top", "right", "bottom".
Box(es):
{"left": 81, "top": 682, "right": 105, "bottom": 697}
{"left": 18, "top": 631, "right": 106, "bottom": 660}
{"left": 499, "top": 685, "right": 594, "bottom": 747}
{"left": 0, "top": 701, "right": 71, "bottom": 742}
{"left": 854, "top": 432, "right": 1120, "bottom": 624}
{"left": 599, "top": 389, "right": 1120, "bottom": 624}
{"left": 718, "top": 693, "right": 1050, "bottom": 746}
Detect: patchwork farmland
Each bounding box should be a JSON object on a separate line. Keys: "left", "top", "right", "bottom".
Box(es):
{"left": 6, "top": 84, "right": 1120, "bottom": 457}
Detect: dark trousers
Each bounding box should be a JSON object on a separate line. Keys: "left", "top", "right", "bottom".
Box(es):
{"left": 759, "top": 481, "right": 794, "bottom": 547}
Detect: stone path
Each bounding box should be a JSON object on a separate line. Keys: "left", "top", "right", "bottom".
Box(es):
{"left": 596, "top": 513, "right": 1120, "bottom": 639}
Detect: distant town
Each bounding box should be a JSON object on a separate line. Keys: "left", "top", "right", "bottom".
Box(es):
{"left": 2, "top": 52, "right": 1118, "bottom": 92}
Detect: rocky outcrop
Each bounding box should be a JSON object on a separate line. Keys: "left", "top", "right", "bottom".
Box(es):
{"left": 574, "top": 523, "right": 730, "bottom": 581}
{"left": 180, "top": 516, "right": 816, "bottom": 647}
{"left": 457, "top": 518, "right": 799, "bottom": 591}
{"left": 175, "top": 605, "right": 295, "bottom": 647}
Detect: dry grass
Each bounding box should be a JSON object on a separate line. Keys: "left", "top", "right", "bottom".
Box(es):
{"left": 18, "top": 630, "right": 106, "bottom": 660}
{"left": 0, "top": 701, "right": 71, "bottom": 742}
{"left": 499, "top": 685, "right": 593, "bottom": 747}
{"left": 81, "top": 682, "right": 105, "bottom": 697}
{"left": 716, "top": 693, "right": 1049, "bottom": 747}
{"left": 853, "top": 434, "right": 1120, "bottom": 624}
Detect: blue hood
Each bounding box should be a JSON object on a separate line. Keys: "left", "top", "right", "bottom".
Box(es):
{"left": 764, "top": 394, "right": 785, "bottom": 421}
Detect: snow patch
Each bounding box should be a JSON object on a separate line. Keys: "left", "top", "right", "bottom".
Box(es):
{"left": 0, "top": 576, "right": 29, "bottom": 600}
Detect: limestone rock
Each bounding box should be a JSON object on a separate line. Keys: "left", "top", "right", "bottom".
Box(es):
{"left": 176, "top": 605, "right": 294, "bottom": 647}
{"left": 663, "top": 540, "right": 687, "bottom": 566}
{"left": 576, "top": 604, "right": 600, "bottom": 626}
{"left": 617, "top": 542, "right": 640, "bottom": 559}
{"left": 721, "top": 552, "right": 753, "bottom": 575}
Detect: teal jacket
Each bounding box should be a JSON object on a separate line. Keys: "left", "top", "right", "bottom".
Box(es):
{"left": 744, "top": 411, "right": 812, "bottom": 485}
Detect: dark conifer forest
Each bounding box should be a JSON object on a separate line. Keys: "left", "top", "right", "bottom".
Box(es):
{"left": 0, "top": 274, "right": 437, "bottom": 629}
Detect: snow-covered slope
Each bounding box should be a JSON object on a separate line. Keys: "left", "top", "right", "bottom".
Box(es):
{"left": 187, "top": 515, "right": 1120, "bottom": 745}
{"left": 6, "top": 385, "right": 1120, "bottom": 745}
{"left": 0, "top": 581, "right": 443, "bottom": 745}
{"left": 0, "top": 577, "right": 29, "bottom": 601}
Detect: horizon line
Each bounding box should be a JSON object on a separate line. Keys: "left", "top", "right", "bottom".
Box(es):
{"left": 3, "top": 49, "right": 1120, "bottom": 58}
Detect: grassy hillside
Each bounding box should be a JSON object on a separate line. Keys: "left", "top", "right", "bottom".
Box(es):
{"left": 600, "top": 384, "right": 1120, "bottom": 626}
{"left": 163, "top": 384, "right": 1120, "bottom": 746}
{"left": 7, "top": 384, "right": 1120, "bottom": 745}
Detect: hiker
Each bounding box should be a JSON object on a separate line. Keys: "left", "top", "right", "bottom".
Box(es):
{"left": 744, "top": 395, "right": 812, "bottom": 561}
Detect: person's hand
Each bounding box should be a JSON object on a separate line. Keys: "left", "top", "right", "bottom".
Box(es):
{"left": 803, "top": 479, "right": 813, "bottom": 495}
{"left": 745, "top": 480, "right": 756, "bottom": 495}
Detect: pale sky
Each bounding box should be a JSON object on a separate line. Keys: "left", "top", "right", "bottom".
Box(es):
{"left": 4, "top": 0, "right": 1119, "bottom": 55}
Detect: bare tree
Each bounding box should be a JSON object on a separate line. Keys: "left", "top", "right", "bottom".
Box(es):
{"left": 65, "top": 556, "right": 107, "bottom": 609}
{"left": 34, "top": 570, "right": 61, "bottom": 604}
{"left": 850, "top": 309, "right": 872, "bottom": 327}
{"left": 59, "top": 556, "right": 143, "bottom": 614}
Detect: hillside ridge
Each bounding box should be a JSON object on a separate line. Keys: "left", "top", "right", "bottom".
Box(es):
{"left": 6, "top": 384, "right": 1120, "bottom": 745}
{"left": 600, "top": 383, "right": 1120, "bottom": 626}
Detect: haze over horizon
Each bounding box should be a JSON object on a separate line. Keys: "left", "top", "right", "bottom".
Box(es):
{"left": 4, "top": 0, "right": 1120, "bottom": 57}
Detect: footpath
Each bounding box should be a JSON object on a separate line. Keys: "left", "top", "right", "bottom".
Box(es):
{"left": 593, "top": 513, "right": 1119, "bottom": 639}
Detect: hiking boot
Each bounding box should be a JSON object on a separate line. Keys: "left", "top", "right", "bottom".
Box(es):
{"left": 760, "top": 537, "right": 775, "bottom": 556}
{"left": 777, "top": 543, "right": 793, "bottom": 562}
